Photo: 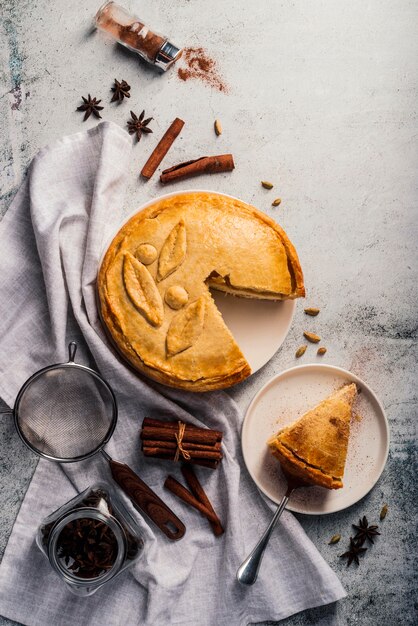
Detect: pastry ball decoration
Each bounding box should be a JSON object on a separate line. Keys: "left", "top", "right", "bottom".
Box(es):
{"left": 165, "top": 285, "right": 189, "bottom": 310}
{"left": 135, "top": 243, "right": 158, "bottom": 265}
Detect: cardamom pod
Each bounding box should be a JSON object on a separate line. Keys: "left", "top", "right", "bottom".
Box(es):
{"left": 295, "top": 345, "right": 307, "bottom": 358}
{"left": 261, "top": 181, "right": 274, "bottom": 189}
{"left": 380, "top": 504, "right": 388, "bottom": 520}
{"left": 304, "top": 307, "right": 320, "bottom": 316}
{"left": 303, "top": 331, "right": 321, "bottom": 343}
{"left": 328, "top": 534, "right": 341, "bottom": 544}
{"left": 272, "top": 198, "right": 282, "bottom": 206}
{"left": 214, "top": 119, "right": 222, "bottom": 136}
{"left": 317, "top": 347, "right": 327, "bottom": 355}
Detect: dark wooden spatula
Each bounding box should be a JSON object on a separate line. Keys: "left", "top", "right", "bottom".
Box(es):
{"left": 108, "top": 456, "right": 186, "bottom": 541}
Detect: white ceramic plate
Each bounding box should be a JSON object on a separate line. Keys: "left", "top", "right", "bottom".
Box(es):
{"left": 98, "top": 190, "right": 295, "bottom": 374}
{"left": 211, "top": 291, "right": 294, "bottom": 373}
{"left": 242, "top": 364, "right": 389, "bottom": 514}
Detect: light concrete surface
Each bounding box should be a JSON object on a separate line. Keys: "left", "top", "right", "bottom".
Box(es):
{"left": 1, "top": 0, "right": 417, "bottom": 624}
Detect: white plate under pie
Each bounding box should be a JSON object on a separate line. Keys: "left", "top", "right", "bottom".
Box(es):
{"left": 241, "top": 364, "right": 389, "bottom": 514}
{"left": 210, "top": 290, "right": 294, "bottom": 373}
{"left": 98, "top": 190, "right": 296, "bottom": 374}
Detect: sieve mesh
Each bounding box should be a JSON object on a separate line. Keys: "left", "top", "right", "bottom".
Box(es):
{"left": 15, "top": 365, "right": 116, "bottom": 460}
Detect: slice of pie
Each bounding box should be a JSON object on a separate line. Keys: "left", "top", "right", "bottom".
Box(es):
{"left": 98, "top": 191, "right": 304, "bottom": 391}
{"left": 267, "top": 384, "right": 358, "bottom": 489}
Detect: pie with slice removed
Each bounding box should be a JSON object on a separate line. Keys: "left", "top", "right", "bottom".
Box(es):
{"left": 267, "top": 384, "right": 358, "bottom": 489}
{"left": 98, "top": 192, "right": 304, "bottom": 391}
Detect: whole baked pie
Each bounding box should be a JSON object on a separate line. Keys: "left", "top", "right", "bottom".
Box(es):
{"left": 98, "top": 192, "right": 304, "bottom": 391}
{"left": 267, "top": 384, "right": 358, "bottom": 489}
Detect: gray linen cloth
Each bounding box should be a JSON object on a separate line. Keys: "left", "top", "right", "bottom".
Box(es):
{"left": 0, "top": 122, "right": 345, "bottom": 626}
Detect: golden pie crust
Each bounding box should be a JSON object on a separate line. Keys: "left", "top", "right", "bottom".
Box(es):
{"left": 268, "top": 384, "right": 358, "bottom": 489}
{"left": 98, "top": 192, "right": 305, "bottom": 391}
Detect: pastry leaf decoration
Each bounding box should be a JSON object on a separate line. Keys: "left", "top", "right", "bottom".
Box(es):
{"left": 157, "top": 220, "right": 187, "bottom": 282}
{"left": 104, "top": 265, "right": 127, "bottom": 335}
{"left": 166, "top": 297, "right": 205, "bottom": 357}
{"left": 123, "top": 252, "right": 164, "bottom": 327}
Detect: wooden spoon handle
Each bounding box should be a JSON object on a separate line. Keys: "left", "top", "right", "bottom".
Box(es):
{"left": 109, "top": 459, "right": 186, "bottom": 541}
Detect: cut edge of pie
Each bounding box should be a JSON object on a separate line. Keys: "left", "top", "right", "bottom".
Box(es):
{"left": 267, "top": 383, "right": 358, "bottom": 489}
{"left": 206, "top": 211, "right": 305, "bottom": 300}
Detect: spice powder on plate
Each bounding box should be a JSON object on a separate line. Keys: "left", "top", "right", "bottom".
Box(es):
{"left": 177, "top": 47, "right": 228, "bottom": 92}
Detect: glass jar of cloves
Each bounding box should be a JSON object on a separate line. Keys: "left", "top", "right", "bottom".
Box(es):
{"left": 37, "top": 483, "right": 144, "bottom": 596}
{"left": 94, "top": 1, "right": 182, "bottom": 71}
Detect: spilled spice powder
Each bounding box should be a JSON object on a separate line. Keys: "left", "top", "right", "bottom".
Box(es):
{"left": 177, "top": 47, "right": 227, "bottom": 92}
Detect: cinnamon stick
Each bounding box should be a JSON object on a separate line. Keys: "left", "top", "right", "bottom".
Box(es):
{"left": 160, "top": 154, "right": 235, "bottom": 184}
{"left": 142, "top": 418, "right": 223, "bottom": 441}
{"left": 143, "top": 449, "right": 219, "bottom": 469}
{"left": 143, "top": 446, "right": 222, "bottom": 461}
{"left": 141, "top": 118, "right": 185, "bottom": 179}
{"left": 164, "top": 476, "right": 218, "bottom": 523}
{"left": 189, "top": 459, "right": 219, "bottom": 469}
{"left": 141, "top": 425, "right": 220, "bottom": 446}
{"left": 181, "top": 465, "right": 224, "bottom": 536}
{"left": 143, "top": 439, "right": 222, "bottom": 452}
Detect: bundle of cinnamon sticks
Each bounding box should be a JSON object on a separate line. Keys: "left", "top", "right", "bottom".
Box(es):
{"left": 140, "top": 417, "right": 223, "bottom": 469}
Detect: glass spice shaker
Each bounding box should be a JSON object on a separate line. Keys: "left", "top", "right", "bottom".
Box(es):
{"left": 94, "top": 1, "right": 182, "bottom": 71}
{"left": 36, "top": 483, "right": 144, "bottom": 596}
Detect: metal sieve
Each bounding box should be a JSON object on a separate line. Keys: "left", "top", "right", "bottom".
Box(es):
{"left": 4, "top": 342, "right": 185, "bottom": 540}
{"left": 14, "top": 342, "right": 117, "bottom": 462}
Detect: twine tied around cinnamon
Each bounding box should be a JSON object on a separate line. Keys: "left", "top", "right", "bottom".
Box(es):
{"left": 174, "top": 421, "right": 191, "bottom": 462}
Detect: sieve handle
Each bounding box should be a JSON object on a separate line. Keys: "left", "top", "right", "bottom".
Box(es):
{"left": 108, "top": 459, "right": 186, "bottom": 541}
{"left": 68, "top": 342, "right": 77, "bottom": 363}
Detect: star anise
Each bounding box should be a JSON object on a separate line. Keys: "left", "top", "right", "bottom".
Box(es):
{"left": 352, "top": 516, "right": 380, "bottom": 545}
{"left": 340, "top": 537, "right": 367, "bottom": 566}
{"left": 76, "top": 94, "right": 104, "bottom": 121}
{"left": 111, "top": 78, "right": 131, "bottom": 103}
{"left": 127, "top": 110, "right": 153, "bottom": 141}
{"left": 56, "top": 517, "right": 118, "bottom": 578}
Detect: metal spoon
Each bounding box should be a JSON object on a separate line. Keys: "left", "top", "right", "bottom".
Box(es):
{"left": 237, "top": 471, "right": 311, "bottom": 585}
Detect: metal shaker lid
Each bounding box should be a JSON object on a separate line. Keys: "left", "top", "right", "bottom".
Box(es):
{"left": 155, "top": 41, "right": 183, "bottom": 71}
